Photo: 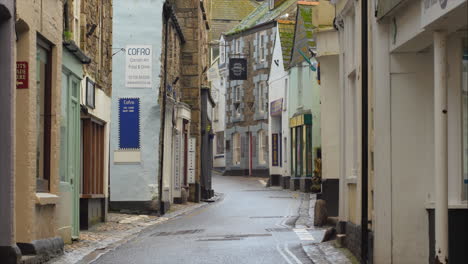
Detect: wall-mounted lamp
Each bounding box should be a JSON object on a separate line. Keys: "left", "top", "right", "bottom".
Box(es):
{"left": 86, "top": 24, "right": 97, "bottom": 37}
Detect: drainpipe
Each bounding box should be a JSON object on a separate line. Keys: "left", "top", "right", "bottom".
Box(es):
{"left": 0, "top": 0, "right": 21, "bottom": 262}
{"left": 433, "top": 31, "right": 448, "bottom": 264}
{"left": 159, "top": 2, "right": 170, "bottom": 214}
{"left": 361, "top": 0, "right": 369, "bottom": 263}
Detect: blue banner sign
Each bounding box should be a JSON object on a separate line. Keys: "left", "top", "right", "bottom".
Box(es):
{"left": 119, "top": 98, "right": 140, "bottom": 149}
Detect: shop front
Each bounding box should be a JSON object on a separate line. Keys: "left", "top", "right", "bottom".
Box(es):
{"left": 289, "top": 113, "right": 313, "bottom": 191}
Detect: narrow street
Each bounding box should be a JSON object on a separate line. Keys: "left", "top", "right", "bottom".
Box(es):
{"left": 92, "top": 174, "right": 319, "bottom": 264}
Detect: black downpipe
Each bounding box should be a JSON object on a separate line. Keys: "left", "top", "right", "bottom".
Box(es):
{"left": 361, "top": 0, "right": 369, "bottom": 263}
{"left": 159, "top": 3, "right": 170, "bottom": 214}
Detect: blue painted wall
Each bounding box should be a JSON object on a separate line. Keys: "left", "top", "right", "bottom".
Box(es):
{"left": 110, "top": 0, "right": 164, "bottom": 202}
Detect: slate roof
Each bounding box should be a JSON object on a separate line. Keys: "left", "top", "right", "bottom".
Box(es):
{"left": 226, "top": 0, "right": 298, "bottom": 35}
{"left": 290, "top": 2, "right": 317, "bottom": 66}
{"left": 209, "top": 0, "right": 260, "bottom": 21}
{"left": 277, "top": 20, "right": 295, "bottom": 69}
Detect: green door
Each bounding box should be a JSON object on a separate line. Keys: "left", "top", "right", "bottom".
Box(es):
{"left": 60, "top": 72, "right": 81, "bottom": 239}
{"left": 69, "top": 78, "right": 80, "bottom": 238}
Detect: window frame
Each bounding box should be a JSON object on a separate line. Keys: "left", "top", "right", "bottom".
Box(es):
{"left": 462, "top": 37, "right": 468, "bottom": 201}
{"left": 36, "top": 36, "right": 53, "bottom": 193}
{"left": 283, "top": 78, "right": 288, "bottom": 111}
{"left": 258, "top": 82, "right": 265, "bottom": 114}
{"left": 260, "top": 33, "right": 266, "bottom": 61}
{"left": 233, "top": 133, "right": 241, "bottom": 165}
{"left": 220, "top": 40, "right": 226, "bottom": 64}
{"left": 216, "top": 132, "right": 225, "bottom": 155}
{"left": 73, "top": 0, "right": 81, "bottom": 44}
{"left": 86, "top": 77, "right": 96, "bottom": 109}
{"left": 258, "top": 130, "right": 267, "bottom": 165}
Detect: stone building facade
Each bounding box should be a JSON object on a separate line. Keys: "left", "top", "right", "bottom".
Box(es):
{"left": 14, "top": 0, "right": 66, "bottom": 261}
{"left": 170, "top": 0, "right": 211, "bottom": 201}
{"left": 159, "top": 1, "right": 189, "bottom": 210}
{"left": 222, "top": 0, "right": 298, "bottom": 176}
{"left": 78, "top": 0, "right": 113, "bottom": 230}
{"left": 205, "top": 0, "right": 259, "bottom": 172}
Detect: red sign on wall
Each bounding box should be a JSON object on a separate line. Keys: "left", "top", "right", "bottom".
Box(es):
{"left": 16, "top": 62, "right": 28, "bottom": 89}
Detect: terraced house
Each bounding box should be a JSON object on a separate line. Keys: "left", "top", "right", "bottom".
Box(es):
{"left": 222, "top": 0, "right": 299, "bottom": 176}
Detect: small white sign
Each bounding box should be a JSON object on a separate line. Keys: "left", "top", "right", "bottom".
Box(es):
{"left": 188, "top": 137, "right": 196, "bottom": 184}
{"left": 174, "top": 134, "right": 181, "bottom": 191}
{"left": 125, "top": 45, "right": 152, "bottom": 88}
{"left": 421, "top": 0, "right": 466, "bottom": 28}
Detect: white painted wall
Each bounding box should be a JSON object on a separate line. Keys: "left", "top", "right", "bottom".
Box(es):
{"left": 370, "top": 0, "right": 468, "bottom": 262}
{"left": 317, "top": 55, "right": 339, "bottom": 181}
{"left": 268, "top": 29, "right": 290, "bottom": 177}
{"left": 211, "top": 59, "right": 226, "bottom": 169}
{"left": 390, "top": 52, "right": 434, "bottom": 263}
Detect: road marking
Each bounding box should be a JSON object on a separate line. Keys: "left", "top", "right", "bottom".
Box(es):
{"left": 276, "top": 243, "right": 295, "bottom": 264}
{"left": 284, "top": 242, "right": 304, "bottom": 264}
{"left": 293, "top": 228, "right": 315, "bottom": 241}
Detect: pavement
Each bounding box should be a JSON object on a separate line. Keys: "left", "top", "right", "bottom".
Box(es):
{"left": 48, "top": 173, "right": 353, "bottom": 264}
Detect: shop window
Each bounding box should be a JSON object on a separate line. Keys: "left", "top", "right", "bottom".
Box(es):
{"left": 81, "top": 119, "right": 105, "bottom": 196}
{"left": 258, "top": 130, "right": 267, "bottom": 164}
{"left": 462, "top": 38, "right": 468, "bottom": 200}
{"left": 233, "top": 133, "right": 241, "bottom": 165}
{"left": 86, "top": 77, "right": 95, "bottom": 108}
{"left": 36, "top": 38, "right": 52, "bottom": 192}
{"left": 216, "top": 132, "right": 224, "bottom": 154}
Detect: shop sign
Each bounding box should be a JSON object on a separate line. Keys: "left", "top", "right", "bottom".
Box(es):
{"left": 125, "top": 45, "right": 152, "bottom": 88}
{"left": 188, "top": 137, "right": 196, "bottom": 184}
{"left": 270, "top": 99, "right": 283, "bottom": 116}
{"left": 119, "top": 98, "right": 140, "bottom": 149}
{"left": 289, "top": 114, "right": 312, "bottom": 127}
{"left": 272, "top": 133, "right": 279, "bottom": 166}
{"left": 421, "top": 0, "right": 465, "bottom": 28}
{"left": 16, "top": 62, "right": 28, "bottom": 89}
{"left": 229, "top": 58, "right": 247, "bottom": 80}
{"left": 207, "top": 63, "right": 220, "bottom": 81}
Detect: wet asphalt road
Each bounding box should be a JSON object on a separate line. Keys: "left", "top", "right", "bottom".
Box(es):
{"left": 92, "top": 174, "right": 316, "bottom": 264}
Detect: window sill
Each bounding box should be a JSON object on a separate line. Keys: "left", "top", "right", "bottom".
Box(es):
{"left": 35, "top": 193, "right": 59, "bottom": 205}
{"left": 346, "top": 176, "right": 358, "bottom": 185}
{"left": 425, "top": 201, "right": 468, "bottom": 209}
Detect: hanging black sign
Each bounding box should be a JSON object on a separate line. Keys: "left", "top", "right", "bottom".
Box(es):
{"left": 229, "top": 58, "right": 247, "bottom": 80}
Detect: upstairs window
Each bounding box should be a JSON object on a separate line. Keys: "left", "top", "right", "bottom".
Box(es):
{"left": 86, "top": 78, "right": 95, "bottom": 109}
{"left": 283, "top": 78, "right": 288, "bottom": 111}
{"left": 73, "top": 0, "right": 81, "bottom": 43}
{"left": 260, "top": 33, "right": 266, "bottom": 61}
{"left": 234, "top": 85, "right": 241, "bottom": 102}
{"left": 36, "top": 38, "right": 53, "bottom": 192}
{"left": 220, "top": 40, "right": 226, "bottom": 64}
{"left": 258, "top": 82, "right": 266, "bottom": 113}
